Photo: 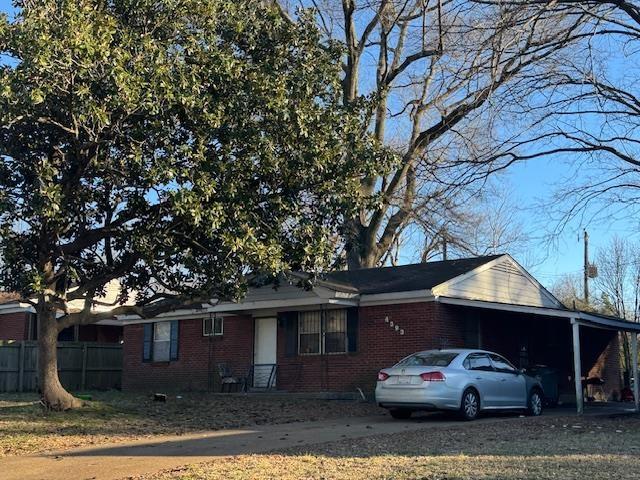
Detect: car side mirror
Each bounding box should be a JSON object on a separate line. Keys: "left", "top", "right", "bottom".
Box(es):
{"left": 518, "top": 368, "right": 526, "bottom": 375}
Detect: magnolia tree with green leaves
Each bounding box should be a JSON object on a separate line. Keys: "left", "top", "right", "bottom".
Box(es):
{"left": 0, "top": 0, "right": 389, "bottom": 410}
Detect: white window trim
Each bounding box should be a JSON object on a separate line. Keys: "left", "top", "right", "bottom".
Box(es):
{"left": 203, "top": 317, "right": 224, "bottom": 337}
{"left": 153, "top": 322, "right": 171, "bottom": 362}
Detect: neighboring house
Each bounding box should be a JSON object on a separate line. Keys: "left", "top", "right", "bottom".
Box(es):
{"left": 0, "top": 282, "right": 124, "bottom": 343}
{"left": 119, "top": 254, "right": 637, "bottom": 403}
{"left": 0, "top": 302, "right": 123, "bottom": 343}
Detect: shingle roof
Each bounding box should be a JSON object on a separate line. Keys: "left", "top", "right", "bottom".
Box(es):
{"left": 320, "top": 255, "right": 503, "bottom": 294}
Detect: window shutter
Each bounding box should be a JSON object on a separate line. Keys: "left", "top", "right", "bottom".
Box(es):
{"left": 347, "top": 307, "right": 359, "bottom": 353}
{"left": 143, "top": 323, "right": 153, "bottom": 362}
{"left": 278, "top": 311, "right": 298, "bottom": 357}
{"left": 169, "top": 320, "right": 179, "bottom": 361}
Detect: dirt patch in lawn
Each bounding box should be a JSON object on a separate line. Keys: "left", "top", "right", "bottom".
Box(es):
{"left": 145, "top": 414, "right": 640, "bottom": 480}
{"left": 0, "top": 391, "right": 379, "bottom": 456}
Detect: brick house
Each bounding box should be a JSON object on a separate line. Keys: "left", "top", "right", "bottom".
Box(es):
{"left": 0, "top": 301, "right": 123, "bottom": 343}
{"left": 119, "top": 254, "right": 640, "bottom": 407}
{"left": 0, "top": 283, "right": 124, "bottom": 343}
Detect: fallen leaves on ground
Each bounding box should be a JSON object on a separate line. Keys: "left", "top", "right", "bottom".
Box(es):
{"left": 141, "top": 414, "right": 640, "bottom": 480}
{"left": 0, "top": 391, "right": 380, "bottom": 456}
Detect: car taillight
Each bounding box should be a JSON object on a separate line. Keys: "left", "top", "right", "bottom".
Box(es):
{"left": 420, "top": 371, "right": 445, "bottom": 382}
{"left": 377, "top": 371, "right": 390, "bottom": 381}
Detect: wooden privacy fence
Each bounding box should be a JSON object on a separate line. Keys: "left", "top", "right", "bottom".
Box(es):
{"left": 0, "top": 341, "right": 122, "bottom": 393}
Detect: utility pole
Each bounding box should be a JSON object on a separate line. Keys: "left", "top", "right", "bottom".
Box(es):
{"left": 442, "top": 230, "right": 448, "bottom": 261}
{"left": 583, "top": 230, "right": 589, "bottom": 304}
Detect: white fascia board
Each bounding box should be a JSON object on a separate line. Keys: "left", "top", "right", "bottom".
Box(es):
{"left": 359, "top": 290, "right": 434, "bottom": 306}
{"left": 116, "top": 306, "right": 218, "bottom": 323}
{"left": 209, "top": 297, "right": 358, "bottom": 313}
{"left": 236, "top": 302, "right": 360, "bottom": 319}
{"left": 0, "top": 302, "right": 35, "bottom": 314}
{"left": 116, "top": 298, "right": 359, "bottom": 324}
{"left": 116, "top": 312, "right": 233, "bottom": 325}
{"left": 575, "top": 312, "right": 640, "bottom": 333}
{"left": 437, "top": 296, "right": 640, "bottom": 332}
{"left": 436, "top": 295, "right": 572, "bottom": 318}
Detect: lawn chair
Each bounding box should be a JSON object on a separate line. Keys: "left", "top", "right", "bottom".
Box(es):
{"left": 582, "top": 376, "right": 606, "bottom": 402}
{"left": 216, "top": 363, "right": 246, "bottom": 393}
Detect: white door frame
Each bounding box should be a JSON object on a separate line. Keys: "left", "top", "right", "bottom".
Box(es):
{"left": 253, "top": 317, "right": 277, "bottom": 388}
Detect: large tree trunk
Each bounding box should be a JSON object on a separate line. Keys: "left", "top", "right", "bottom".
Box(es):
{"left": 346, "top": 245, "right": 379, "bottom": 270}
{"left": 345, "top": 220, "right": 381, "bottom": 270}
{"left": 37, "top": 302, "right": 83, "bottom": 410}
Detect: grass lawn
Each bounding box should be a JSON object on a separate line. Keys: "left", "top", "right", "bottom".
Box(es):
{"left": 0, "top": 391, "right": 380, "bottom": 456}
{"left": 145, "top": 413, "right": 640, "bottom": 480}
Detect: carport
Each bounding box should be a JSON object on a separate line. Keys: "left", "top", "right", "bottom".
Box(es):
{"left": 436, "top": 296, "right": 640, "bottom": 415}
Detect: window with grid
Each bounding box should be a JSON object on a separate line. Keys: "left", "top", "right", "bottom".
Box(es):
{"left": 324, "top": 309, "right": 347, "bottom": 353}
{"left": 143, "top": 321, "right": 179, "bottom": 362}
{"left": 298, "top": 309, "right": 347, "bottom": 355}
{"left": 298, "top": 311, "right": 321, "bottom": 354}
{"left": 203, "top": 316, "right": 223, "bottom": 336}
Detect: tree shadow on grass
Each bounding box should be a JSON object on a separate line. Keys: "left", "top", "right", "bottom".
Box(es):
{"left": 0, "top": 391, "right": 383, "bottom": 448}
{"left": 58, "top": 411, "right": 640, "bottom": 459}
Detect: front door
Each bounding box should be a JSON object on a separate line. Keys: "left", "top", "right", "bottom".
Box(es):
{"left": 253, "top": 317, "right": 277, "bottom": 388}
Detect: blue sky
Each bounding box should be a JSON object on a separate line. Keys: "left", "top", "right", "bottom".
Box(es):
{"left": 1, "top": 0, "right": 634, "bottom": 290}
{"left": 0, "top": 0, "right": 13, "bottom": 18}
{"left": 506, "top": 153, "right": 640, "bottom": 286}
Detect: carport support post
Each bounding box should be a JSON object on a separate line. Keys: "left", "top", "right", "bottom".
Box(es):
{"left": 571, "top": 319, "right": 583, "bottom": 415}
{"left": 632, "top": 332, "right": 639, "bottom": 413}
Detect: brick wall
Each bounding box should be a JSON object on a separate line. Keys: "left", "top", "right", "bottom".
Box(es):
{"left": 119, "top": 302, "right": 624, "bottom": 398}
{"left": 1, "top": 311, "right": 122, "bottom": 343}
{"left": 276, "top": 303, "right": 623, "bottom": 398}
{"left": 122, "top": 315, "right": 253, "bottom": 392}
{"left": 78, "top": 324, "right": 123, "bottom": 343}
{"left": 0, "top": 312, "right": 29, "bottom": 340}
{"left": 583, "top": 328, "right": 622, "bottom": 400}
{"left": 277, "top": 302, "right": 466, "bottom": 393}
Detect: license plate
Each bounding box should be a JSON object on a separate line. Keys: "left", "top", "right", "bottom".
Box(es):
{"left": 397, "top": 375, "right": 411, "bottom": 384}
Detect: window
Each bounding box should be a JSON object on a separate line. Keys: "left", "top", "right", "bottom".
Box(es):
{"left": 464, "top": 353, "right": 494, "bottom": 372}
{"left": 203, "top": 316, "right": 223, "bottom": 336}
{"left": 153, "top": 322, "right": 171, "bottom": 362}
{"left": 298, "top": 309, "right": 348, "bottom": 355}
{"left": 143, "top": 321, "right": 179, "bottom": 362}
{"left": 324, "top": 310, "right": 347, "bottom": 353}
{"left": 489, "top": 353, "right": 517, "bottom": 374}
{"left": 299, "top": 311, "right": 321, "bottom": 354}
{"left": 396, "top": 351, "right": 459, "bottom": 367}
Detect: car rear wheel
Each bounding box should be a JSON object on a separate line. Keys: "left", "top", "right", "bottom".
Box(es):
{"left": 527, "top": 389, "right": 543, "bottom": 416}
{"left": 389, "top": 408, "right": 412, "bottom": 420}
{"left": 460, "top": 388, "right": 480, "bottom": 421}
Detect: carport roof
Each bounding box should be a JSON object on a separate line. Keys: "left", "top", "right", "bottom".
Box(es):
{"left": 437, "top": 296, "right": 640, "bottom": 332}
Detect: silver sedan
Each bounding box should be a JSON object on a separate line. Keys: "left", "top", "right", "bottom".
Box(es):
{"left": 375, "top": 349, "right": 544, "bottom": 420}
